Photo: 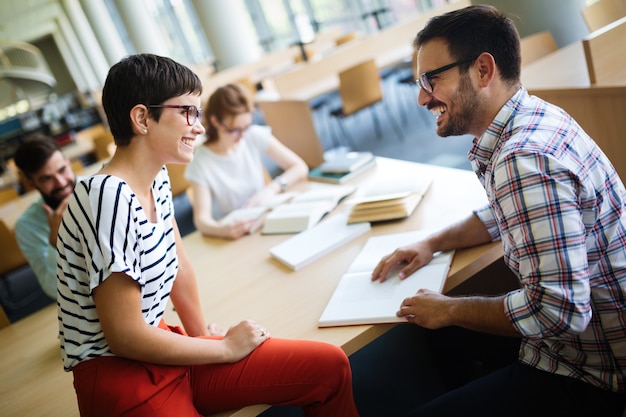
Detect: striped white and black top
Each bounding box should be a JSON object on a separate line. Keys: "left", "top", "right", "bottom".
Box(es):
{"left": 57, "top": 167, "right": 178, "bottom": 371}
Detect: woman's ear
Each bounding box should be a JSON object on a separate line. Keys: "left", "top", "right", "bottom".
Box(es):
{"left": 208, "top": 114, "right": 220, "bottom": 129}
{"left": 130, "top": 104, "right": 149, "bottom": 135}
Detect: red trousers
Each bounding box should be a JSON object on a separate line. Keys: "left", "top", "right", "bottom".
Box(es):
{"left": 72, "top": 323, "right": 359, "bottom": 417}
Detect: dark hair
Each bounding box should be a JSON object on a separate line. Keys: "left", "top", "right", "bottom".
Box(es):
{"left": 14, "top": 133, "right": 61, "bottom": 178}
{"left": 101, "top": 53, "right": 203, "bottom": 146}
{"left": 203, "top": 83, "right": 254, "bottom": 143}
{"left": 414, "top": 4, "right": 521, "bottom": 85}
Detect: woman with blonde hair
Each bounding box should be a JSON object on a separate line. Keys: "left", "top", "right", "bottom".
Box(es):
{"left": 185, "top": 83, "right": 308, "bottom": 239}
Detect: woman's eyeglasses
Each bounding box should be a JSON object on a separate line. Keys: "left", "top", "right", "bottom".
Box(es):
{"left": 220, "top": 122, "right": 252, "bottom": 136}
{"left": 147, "top": 105, "right": 202, "bottom": 126}
{"left": 416, "top": 56, "right": 479, "bottom": 94}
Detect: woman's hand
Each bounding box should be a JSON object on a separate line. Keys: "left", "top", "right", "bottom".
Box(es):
{"left": 222, "top": 320, "right": 270, "bottom": 362}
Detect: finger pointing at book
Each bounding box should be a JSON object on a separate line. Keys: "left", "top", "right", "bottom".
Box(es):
{"left": 371, "top": 240, "right": 435, "bottom": 282}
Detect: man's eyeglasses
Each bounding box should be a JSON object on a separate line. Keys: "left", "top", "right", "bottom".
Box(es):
{"left": 416, "top": 56, "right": 479, "bottom": 94}
{"left": 147, "top": 105, "right": 202, "bottom": 126}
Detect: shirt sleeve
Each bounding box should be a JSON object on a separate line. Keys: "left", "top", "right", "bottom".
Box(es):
{"left": 494, "top": 150, "right": 592, "bottom": 338}
{"left": 473, "top": 205, "right": 501, "bottom": 241}
{"left": 14, "top": 206, "right": 57, "bottom": 299}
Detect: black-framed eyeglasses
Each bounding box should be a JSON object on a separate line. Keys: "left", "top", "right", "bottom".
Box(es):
{"left": 416, "top": 56, "right": 479, "bottom": 94}
{"left": 147, "top": 105, "right": 202, "bottom": 126}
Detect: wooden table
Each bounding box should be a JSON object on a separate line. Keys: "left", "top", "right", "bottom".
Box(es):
{"left": 0, "top": 157, "right": 501, "bottom": 417}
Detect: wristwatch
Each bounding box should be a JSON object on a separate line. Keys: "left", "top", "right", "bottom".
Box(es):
{"left": 274, "top": 176, "right": 288, "bottom": 192}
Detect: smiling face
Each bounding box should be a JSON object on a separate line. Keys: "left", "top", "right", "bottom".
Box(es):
{"left": 26, "top": 150, "right": 76, "bottom": 209}
{"left": 212, "top": 112, "right": 253, "bottom": 145}
{"left": 416, "top": 38, "right": 484, "bottom": 138}
{"left": 147, "top": 93, "right": 205, "bottom": 165}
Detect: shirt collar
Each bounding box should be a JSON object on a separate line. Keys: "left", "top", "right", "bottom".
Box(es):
{"left": 468, "top": 87, "right": 527, "bottom": 169}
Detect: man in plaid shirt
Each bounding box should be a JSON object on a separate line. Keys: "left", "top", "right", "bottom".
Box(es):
{"left": 373, "top": 5, "right": 626, "bottom": 417}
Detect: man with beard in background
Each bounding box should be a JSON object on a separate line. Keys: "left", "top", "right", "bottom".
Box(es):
{"left": 14, "top": 134, "right": 77, "bottom": 299}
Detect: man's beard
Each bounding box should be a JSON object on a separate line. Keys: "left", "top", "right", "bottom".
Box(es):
{"left": 437, "top": 74, "right": 480, "bottom": 138}
{"left": 41, "top": 181, "right": 75, "bottom": 209}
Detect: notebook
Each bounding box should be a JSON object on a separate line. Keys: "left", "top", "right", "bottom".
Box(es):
{"left": 318, "top": 229, "right": 454, "bottom": 327}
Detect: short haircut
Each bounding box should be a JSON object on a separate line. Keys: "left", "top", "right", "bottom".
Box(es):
{"left": 14, "top": 133, "right": 61, "bottom": 178}
{"left": 203, "top": 83, "right": 254, "bottom": 143}
{"left": 101, "top": 53, "right": 203, "bottom": 146}
{"left": 414, "top": 4, "right": 521, "bottom": 86}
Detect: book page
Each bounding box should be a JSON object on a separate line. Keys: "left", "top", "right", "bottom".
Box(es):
{"left": 318, "top": 229, "right": 454, "bottom": 327}
{"left": 347, "top": 230, "right": 438, "bottom": 274}
{"left": 318, "top": 257, "right": 451, "bottom": 327}
{"left": 350, "top": 174, "right": 432, "bottom": 204}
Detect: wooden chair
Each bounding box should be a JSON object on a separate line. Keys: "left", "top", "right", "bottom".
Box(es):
{"left": 0, "top": 187, "right": 19, "bottom": 204}
{"left": 520, "top": 30, "right": 558, "bottom": 67}
{"left": 77, "top": 123, "right": 115, "bottom": 161}
{"left": 293, "top": 48, "right": 315, "bottom": 63}
{"left": 257, "top": 100, "right": 326, "bottom": 168}
{"left": 71, "top": 159, "right": 85, "bottom": 174}
{"left": 0, "top": 220, "right": 28, "bottom": 279}
{"left": 0, "top": 219, "right": 54, "bottom": 324}
{"left": 582, "top": 16, "right": 626, "bottom": 84}
{"left": 165, "top": 163, "right": 196, "bottom": 237}
{"left": 165, "top": 163, "right": 190, "bottom": 197}
{"left": 582, "top": 0, "right": 626, "bottom": 32}
{"left": 335, "top": 32, "right": 358, "bottom": 46}
{"left": 329, "top": 59, "right": 404, "bottom": 146}
{"left": 0, "top": 219, "right": 29, "bottom": 327}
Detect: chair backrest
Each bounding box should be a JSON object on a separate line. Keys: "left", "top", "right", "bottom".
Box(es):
{"left": 582, "top": 0, "right": 626, "bottom": 32}
{"left": 256, "top": 100, "right": 325, "bottom": 168}
{"left": 165, "top": 163, "right": 190, "bottom": 197}
{"left": 0, "top": 187, "right": 19, "bottom": 204}
{"left": 520, "top": 30, "right": 558, "bottom": 67}
{"left": 582, "top": 15, "right": 626, "bottom": 84}
{"left": 335, "top": 32, "right": 358, "bottom": 46}
{"left": 77, "top": 123, "right": 115, "bottom": 161}
{"left": 0, "top": 304, "right": 9, "bottom": 329}
{"left": 70, "top": 159, "right": 85, "bottom": 174}
{"left": 338, "top": 59, "right": 383, "bottom": 115}
{"left": 0, "top": 219, "right": 28, "bottom": 276}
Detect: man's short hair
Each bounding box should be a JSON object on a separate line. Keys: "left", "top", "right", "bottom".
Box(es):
{"left": 414, "top": 4, "right": 521, "bottom": 85}
{"left": 14, "top": 134, "right": 61, "bottom": 178}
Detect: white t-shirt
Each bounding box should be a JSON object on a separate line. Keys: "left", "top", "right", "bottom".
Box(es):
{"left": 56, "top": 167, "right": 178, "bottom": 371}
{"left": 184, "top": 125, "right": 272, "bottom": 219}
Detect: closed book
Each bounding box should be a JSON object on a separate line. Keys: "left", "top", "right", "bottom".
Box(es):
{"left": 269, "top": 213, "right": 371, "bottom": 270}
{"left": 318, "top": 230, "right": 454, "bottom": 327}
{"left": 308, "top": 158, "right": 376, "bottom": 184}
{"left": 318, "top": 151, "right": 375, "bottom": 174}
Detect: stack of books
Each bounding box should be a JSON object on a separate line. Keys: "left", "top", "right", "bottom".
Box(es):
{"left": 346, "top": 174, "right": 433, "bottom": 224}
{"left": 308, "top": 151, "right": 376, "bottom": 184}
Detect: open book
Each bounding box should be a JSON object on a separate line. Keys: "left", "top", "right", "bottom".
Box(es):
{"left": 219, "top": 192, "right": 297, "bottom": 233}
{"left": 318, "top": 229, "right": 454, "bottom": 327}
{"left": 262, "top": 184, "right": 356, "bottom": 234}
{"left": 346, "top": 174, "right": 433, "bottom": 224}
{"left": 269, "top": 213, "right": 371, "bottom": 270}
